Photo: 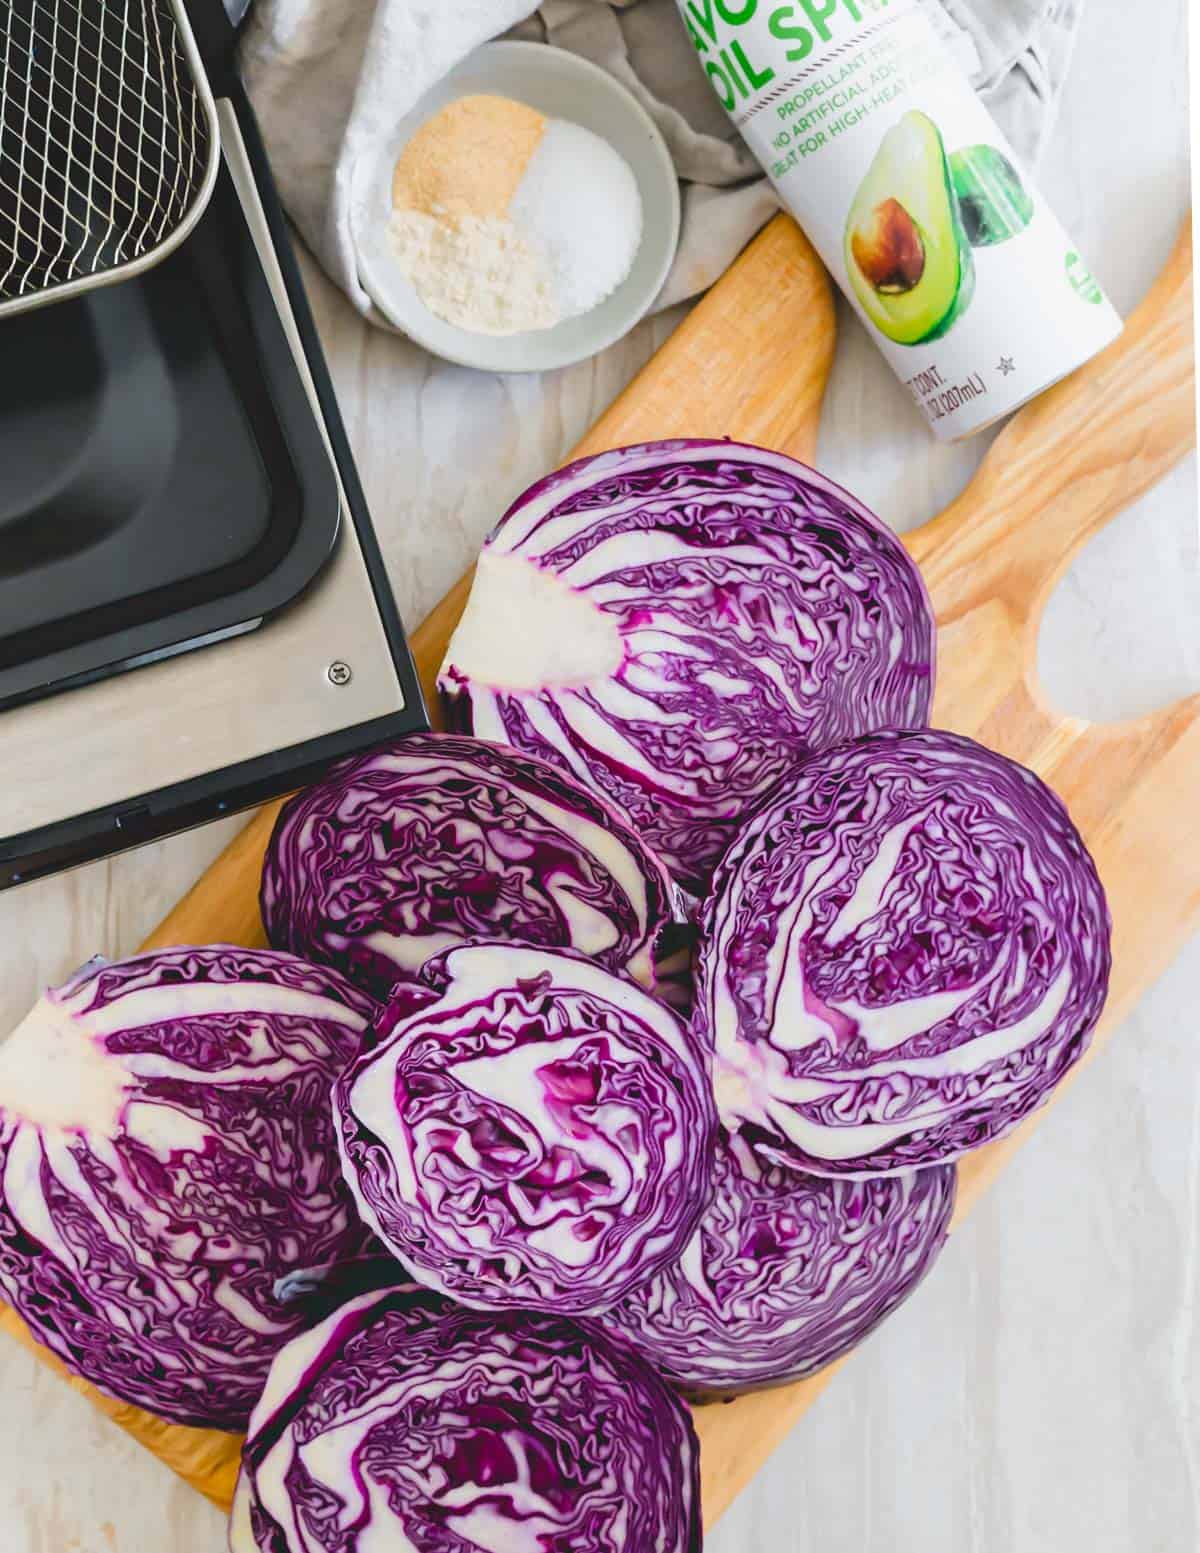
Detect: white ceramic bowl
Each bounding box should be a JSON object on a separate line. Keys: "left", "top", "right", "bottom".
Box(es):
{"left": 353, "top": 41, "right": 680, "bottom": 373}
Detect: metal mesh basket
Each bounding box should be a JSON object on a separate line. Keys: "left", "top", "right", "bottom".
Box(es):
{"left": 0, "top": 0, "right": 219, "bottom": 317}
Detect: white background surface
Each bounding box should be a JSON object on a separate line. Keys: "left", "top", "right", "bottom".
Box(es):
{"left": 0, "top": 5, "right": 1194, "bottom": 1550}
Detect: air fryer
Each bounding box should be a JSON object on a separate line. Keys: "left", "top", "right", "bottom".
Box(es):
{"left": 0, "top": 0, "right": 428, "bottom": 887}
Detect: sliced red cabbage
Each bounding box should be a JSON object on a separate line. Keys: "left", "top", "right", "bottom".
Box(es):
{"left": 698, "top": 729, "right": 1111, "bottom": 1175}
{"left": 232, "top": 1290, "right": 701, "bottom": 1553}
{"left": 261, "top": 733, "right": 682, "bottom": 1000}
{"left": 438, "top": 439, "right": 935, "bottom": 894}
{"left": 0, "top": 947, "right": 378, "bottom": 1430}
{"left": 334, "top": 943, "right": 717, "bottom": 1314}
{"left": 609, "top": 1131, "right": 956, "bottom": 1395}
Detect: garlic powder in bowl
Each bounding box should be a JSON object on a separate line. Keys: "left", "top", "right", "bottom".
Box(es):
{"left": 354, "top": 40, "right": 680, "bottom": 373}
{"left": 389, "top": 94, "right": 643, "bottom": 337}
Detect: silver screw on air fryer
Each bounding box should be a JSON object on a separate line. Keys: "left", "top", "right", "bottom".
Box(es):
{"left": 327, "top": 662, "right": 353, "bottom": 686}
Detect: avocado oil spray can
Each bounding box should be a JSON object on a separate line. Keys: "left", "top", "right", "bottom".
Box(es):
{"left": 676, "top": 0, "right": 1123, "bottom": 440}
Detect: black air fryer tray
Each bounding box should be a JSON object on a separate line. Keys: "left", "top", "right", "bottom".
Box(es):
{"left": 0, "top": 159, "right": 340, "bottom": 710}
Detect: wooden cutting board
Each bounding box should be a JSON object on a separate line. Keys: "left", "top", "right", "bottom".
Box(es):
{"left": 2, "top": 212, "right": 1194, "bottom": 1527}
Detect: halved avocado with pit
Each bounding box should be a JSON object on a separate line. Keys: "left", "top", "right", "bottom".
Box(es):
{"left": 844, "top": 111, "right": 975, "bottom": 346}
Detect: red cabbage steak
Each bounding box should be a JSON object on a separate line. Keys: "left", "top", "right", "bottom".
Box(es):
{"left": 261, "top": 734, "right": 681, "bottom": 1000}
{"left": 231, "top": 1289, "right": 701, "bottom": 1553}
{"left": 0, "top": 947, "right": 378, "bottom": 1429}
{"left": 698, "top": 730, "right": 1111, "bottom": 1175}
{"left": 438, "top": 440, "right": 935, "bottom": 894}
{"left": 334, "top": 943, "right": 716, "bottom": 1313}
{"left": 609, "top": 1131, "right": 956, "bottom": 1395}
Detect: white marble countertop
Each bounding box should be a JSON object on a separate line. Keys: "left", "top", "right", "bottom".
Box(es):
{"left": 0, "top": 6, "right": 1194, "bottom": 1550}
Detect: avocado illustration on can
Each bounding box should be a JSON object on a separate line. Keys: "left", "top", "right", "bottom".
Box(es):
{"left": 845, "top": 112, "right": 975, "bottom": 346}
{"left": 950, "top": 145, "right": 1035, "bottom": 247}
{"left": 673, "top": 0, "right": 1123, "bottom": 441}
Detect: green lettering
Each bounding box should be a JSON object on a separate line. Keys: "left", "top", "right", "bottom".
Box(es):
{"left": 706, "top": 57, "right": 737, "bottom": 110}
{"left": 720, "top": 42, "right": 748, "bottom": 95}
{"left": 685, "top": 0, "right": 719, "bottom": 45}
{"left": 730, "top": 38, "right": 776, "bottom": 89}
{"left": 681, "top": 14, "right": 707, "bottom": 50}
{"left": 716, "top": 0, "right": 759, "bottom": 21}
{"left": 798, "top": 0, "right": 840, "bottom": 40}
{"left": 768, "top": 5, "right": 814, "bottom": 61}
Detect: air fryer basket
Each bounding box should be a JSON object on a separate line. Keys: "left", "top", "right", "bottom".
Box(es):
{"left": 0, "top": 0, "right": 219, "bottom": 317}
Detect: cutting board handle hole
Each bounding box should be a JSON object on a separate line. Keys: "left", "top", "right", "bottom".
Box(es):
{"left": 1035, "top": 461, "right": 1200, "bottom": 725}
